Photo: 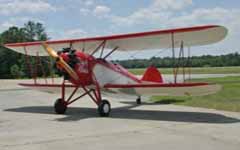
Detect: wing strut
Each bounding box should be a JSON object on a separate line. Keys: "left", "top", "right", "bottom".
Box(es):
{"left": 187, "top": 46, "right": 192, "bottom": 80}
{"left": 100, "top": 41, "right": 106, "bottom": 58}
{"left": 171, "top": 33, "right": 177, "bottom": 83}
{"left": 103, "top": 46, "right": 119, "bottom": 59}
{"left": 171, "top": 34, "right": 192, "bottom": 83}
{"left": 23, "top": 46, "right": 36, "bottom": 84}
{"left": 90, "top": 40, "right": 106, "bottom": 56}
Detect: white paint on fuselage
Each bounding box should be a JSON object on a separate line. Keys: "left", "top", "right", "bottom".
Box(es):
{"left": 93, "top": 63, "right": 138, "bottom": 87}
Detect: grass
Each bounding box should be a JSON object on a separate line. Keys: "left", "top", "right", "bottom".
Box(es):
{"left": 129, "top": 66, "right": 240, "bottom": 75}
{"left": 151, "top": 76, "right": 240, "bottom": 112}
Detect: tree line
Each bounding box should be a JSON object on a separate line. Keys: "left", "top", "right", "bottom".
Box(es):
{"left": 114, "top": 53, "right": 240, "bottom": 69}
{"left": 0, "top": 21, "right": 239, "bottom": 79}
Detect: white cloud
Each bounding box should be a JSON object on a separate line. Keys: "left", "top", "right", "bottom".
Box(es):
{"left": 110, "top": 0, "right": 240, "bottom": 33}
{"left": 165, "top": 8, "right": 240, "bottom": 38}
{"left": 108, "top": 0, "right": 240, "bottom": 55}
{"left": 63, "top": 28, "right": 88, "bottom": 38}
{"left": 93, "top": 5, "right": 111, "bottom": 16}
{"left": 0, "top": 0, "right": 56, "bottom": 15}
{"left": 85, "top": 0, "right": 94, "bottom": 6}
{"left": 79, "top": 3, "right": 111, "bottom": 17}
{"left": 80, "top": 8, "right": 90, "bottom": 15}
{"left": 111, "top": 0, "right": 192, "bottom": 26}
{"left": 152, "top": 0, "right": 192, "bottom": 10}
{"left": 168, "top": 8, "right": 235, "bottom": 25}
{"left": 165, "top": 7, "right": 240, "bottom": 52}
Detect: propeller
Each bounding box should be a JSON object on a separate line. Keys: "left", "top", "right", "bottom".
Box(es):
{"left": 42, "top": 42, "right": 79, "bottom": 81}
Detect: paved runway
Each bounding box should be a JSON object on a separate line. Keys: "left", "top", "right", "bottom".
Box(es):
{"left": 0, "top": 80, "right": 240, "bottom": 150}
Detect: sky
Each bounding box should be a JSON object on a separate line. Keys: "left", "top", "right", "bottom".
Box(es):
{"left": 0, "top": 0, "right": 239, "bottom": 59}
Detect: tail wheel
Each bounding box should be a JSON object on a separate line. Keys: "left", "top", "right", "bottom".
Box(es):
{"left": 136, "top": 96, "right": 141, "bottom": 105}
{"left": 98, "top": 100, "right": 111, "bottom": 117}
{"left": 54, "top": 98, "right": 67, "bottom": 114}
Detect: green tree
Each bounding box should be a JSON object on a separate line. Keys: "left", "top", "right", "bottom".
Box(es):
{"left": 10, "top": 64, "right": 22, "bottom": 78}
{"left": 23, "top": 21, "right": 48, "bottom": 41}
{"left": 0, "top": 21, "right": 49, "bottom": 79}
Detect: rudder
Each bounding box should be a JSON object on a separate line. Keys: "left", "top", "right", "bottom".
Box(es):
{"left": 141, "top": 66, "right": 163, "bottom": 83}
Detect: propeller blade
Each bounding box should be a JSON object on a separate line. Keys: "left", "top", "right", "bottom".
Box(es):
{"left": 57, "top": 57, "right": 79, "bottom": 81}
{"left": 42, "top": 42, "right": 58, "bottom": 58}
{"left": 41, "top": 42, "right": 79, "bottom": 81}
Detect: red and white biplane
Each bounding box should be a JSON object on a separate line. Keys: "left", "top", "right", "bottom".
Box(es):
{"left": 5, "top": 25, "right": 227, "bottom": 116}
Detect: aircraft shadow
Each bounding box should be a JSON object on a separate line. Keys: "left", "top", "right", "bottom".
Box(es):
{"left": 4, "top": 103, "right": 240, "bottom": 124}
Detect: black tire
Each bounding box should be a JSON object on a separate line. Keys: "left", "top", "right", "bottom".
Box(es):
{"left": 54, "top": 98, "right": 67, "bottom": 114}
{"left": 136, "top": 97, "right": 141, "bottom": 105}
{"left": 98, "top": 100, "right": 111, "bottom": 117}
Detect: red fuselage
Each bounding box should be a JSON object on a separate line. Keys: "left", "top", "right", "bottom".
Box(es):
{"left": 56, "top": 50, "right": 142, "bottom": 88}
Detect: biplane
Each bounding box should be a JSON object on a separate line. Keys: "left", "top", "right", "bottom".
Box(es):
{"left": 4, "top": 25, "right": 227, "bottom": 117}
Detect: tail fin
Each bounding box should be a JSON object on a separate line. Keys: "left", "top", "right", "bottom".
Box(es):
{"left": 141, "top": 66, "right": 163, "bottom": 83}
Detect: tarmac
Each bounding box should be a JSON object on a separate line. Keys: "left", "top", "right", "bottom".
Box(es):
{"left": 0, "top": 79, "right": 240, "bottom": 150}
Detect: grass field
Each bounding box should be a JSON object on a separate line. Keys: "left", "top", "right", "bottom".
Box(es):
{"left": 151, "top": 76, "right": 240, "bottom": 112}
{"left": 129, "top": 66, "right": 240, "bottom": 75}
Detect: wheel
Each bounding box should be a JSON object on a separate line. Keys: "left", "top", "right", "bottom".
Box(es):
{"left": 98, "top": 100, "right": 111, "bottom": 117}
{"left": 136, "top": 96, "right": 141, "bottom": 104}
{"left": 54, "top": 98, "right": 67, "bottom": 114}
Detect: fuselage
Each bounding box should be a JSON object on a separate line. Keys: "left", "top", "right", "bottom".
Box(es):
{"left": 58, "top": 50, "right": 140, "bottom": 88}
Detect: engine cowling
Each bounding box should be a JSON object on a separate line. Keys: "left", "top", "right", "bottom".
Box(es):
{"left": 57, "top": 50, "right": 93, "bottom": 85}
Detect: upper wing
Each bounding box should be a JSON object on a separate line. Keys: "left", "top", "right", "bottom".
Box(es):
{"left": 4, "top": 25, "right": 227, "bottom": 56}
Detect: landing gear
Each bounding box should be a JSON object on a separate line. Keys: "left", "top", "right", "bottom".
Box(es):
{"left": 136, "top": 96, "right": 141, "bottom": 104}
{"left": 55, "top": 80, "right": 112, "bottom": 117}
{"left": 98, "top": 100, "right": 111, "bottom": 117}
{"left": 54, "top": 98, "right": 67, "bottom": 114}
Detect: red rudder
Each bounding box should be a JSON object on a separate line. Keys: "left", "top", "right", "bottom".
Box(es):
{"left": 141, "top": 66, "right": 163, "bottom": 83}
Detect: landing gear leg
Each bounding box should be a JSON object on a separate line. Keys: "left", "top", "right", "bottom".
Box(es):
{"left": 136, "top": 96, "right": 141, "bottom": 105}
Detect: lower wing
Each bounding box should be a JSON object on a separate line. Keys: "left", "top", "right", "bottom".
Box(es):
{"left": 19, "top": 82, "right": 221, "bottom": 97}
{"left": 104, "top": 83, "right": 221, "bottom": 96}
